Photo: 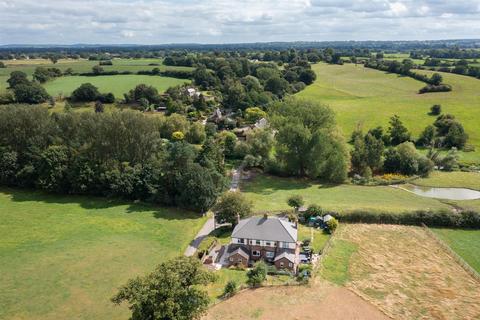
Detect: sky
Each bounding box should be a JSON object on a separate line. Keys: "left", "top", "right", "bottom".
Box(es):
{"left": 1, "top": 0, "right": 480, "bottom": 45}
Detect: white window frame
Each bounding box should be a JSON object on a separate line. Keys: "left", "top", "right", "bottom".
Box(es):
{"left": 255, "top": 240, "right": 261, "bottom": 245}
{"left": 229, "top": 257, "right": 233, "bottom": 262}
{"left": 288, "top": 262, "right": 293, "bottom": 267}
{"left": 252, "top": 250, "right": 260, "bottom": 257}
{"left": 279, "top": 262, "right": 284, "bottom": 267}
{"left": 265, "top": 241, "right": 271, "bottom": 246}
{"left": 265, "top": 251, "right": 274, "bottom": 259}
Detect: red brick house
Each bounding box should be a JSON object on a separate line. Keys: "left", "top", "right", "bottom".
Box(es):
{"left": 226, "top": 216, "right": 299, "bottom": 273}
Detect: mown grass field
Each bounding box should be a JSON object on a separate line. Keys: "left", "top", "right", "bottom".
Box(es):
{"left": 0, "top": 188, "right": 206, "bottom": 320}
{"left": 432, "top": 228, "right": 480, "bottom": 273}
{"left": 241, "top": 174, "right": 451, "bottom": 213}
{"left": 413, "top": 171, "right": 480, "bottom": 191}
{"left": 43, "top": 74, "right": 189, "bottom": 97}
{"left": 297, "top": 63, "right": 480, "bottom": 164}
{"left": 0, "top": 58, "right": 193, "bottom": 92}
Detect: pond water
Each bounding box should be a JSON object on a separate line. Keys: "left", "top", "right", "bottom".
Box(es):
{"left": 397, "top": 184, "right": 480, "bottom": 200}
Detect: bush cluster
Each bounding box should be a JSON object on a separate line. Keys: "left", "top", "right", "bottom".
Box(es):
{"left": 419, "top": 84, "right": 452, "bottom": 94}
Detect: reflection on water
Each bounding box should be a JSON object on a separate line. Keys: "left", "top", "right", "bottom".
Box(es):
{"left": 398, "top": 184, "right": 480, "bottom": 200}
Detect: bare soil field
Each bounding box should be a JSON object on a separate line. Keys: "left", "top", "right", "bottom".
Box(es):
{"left": 204, "top": 282, "right": 389, "bottom": 320}
{"left": 338, "top": 224, "right": 480, "bottom": 320}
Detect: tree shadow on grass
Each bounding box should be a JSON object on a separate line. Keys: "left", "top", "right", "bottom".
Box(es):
{"left": 2, "top": 187, "right": 199, "bottom": 221}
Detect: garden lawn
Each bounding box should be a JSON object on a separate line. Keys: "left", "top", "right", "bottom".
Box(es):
{"left": 297, "top": 224, "right": 330, "bottom": 253}
{"left": 206, "top": 268, "right": 248, "bottom": 300}
{"left": 413, "top": 171, "right": 480, "bottom": 191}
{"left": 297, "top": 63, "right": 480, "bottom": 164}
{"left": 43, "top": 74, "right": 189, "bottom": 97}
{"left": 432, "top": 228, "right": 480, "bottom": 273}
{"left": 241, "top": 174, "right": 451, "bottom": 213}
{"left": 0, "top": 188, "right": 207, "bottom": 320}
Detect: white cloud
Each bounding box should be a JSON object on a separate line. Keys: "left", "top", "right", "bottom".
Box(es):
{"left": 0, "top": 0, "right": 479, "bottom": 44}
{"left": 388, "top": 2, "right": 408, "bottom": 16}
{"left": 121, "top": 30, "right": 135, "bottom": 38}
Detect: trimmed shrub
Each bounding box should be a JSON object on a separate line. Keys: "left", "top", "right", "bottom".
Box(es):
{"left": 326, "top": 217, "right": 339, "bottom": 232}
{"left": 331, "top": 209, "right": 480, "bottom": 228}
{"left": 222, "top": 280, "right": 238, "bottom": 298}
{"left": 247, "top": 261, "right": 267, "bottom": 287}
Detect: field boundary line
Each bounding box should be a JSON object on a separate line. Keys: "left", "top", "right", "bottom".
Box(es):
{"left": 312, "top": 225, "right": 339, "bottom": 276}
{"left": 346, "top": 287, "right": 394, "bottom": 320}
{"left": 421, "top": 223, "right": 480, "bottom": 283}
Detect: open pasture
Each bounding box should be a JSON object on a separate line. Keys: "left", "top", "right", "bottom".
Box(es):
{"left": 0, "top": 58, "right": 193, "bottom": 92}
{"left": 413, "top": 171, "right": 480, "bottom": 191}
{"left": 43, "top": 74, "right": 189, "bottom": 97}
{"left": 0, "top": 188, "right": 206, "bottom": 320}
{"left": 241, "top": 174, "right": 451, "bottom": 213}
{"left": 297, "top": 63, "right": 480, "bottom": 164}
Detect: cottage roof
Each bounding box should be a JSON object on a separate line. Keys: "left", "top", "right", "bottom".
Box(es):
{"left": 323, "top": 214, "right": 333, "bottom": 222}
{"left": 274, "top": 251, "right": 296, "bottom": 262}
{"left": 254, "top": 117, "right": 268, "bottom": 129}
{"left": 228, "top": 246, "right": 249, "bottom": 259}
{"left": 232, "top": 216, "right": 297, "bottom": 243}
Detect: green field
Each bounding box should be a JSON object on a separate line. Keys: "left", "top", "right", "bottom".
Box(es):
{"left": 432, "top": 228, "right": 480, "bottom": 273}
{"left": 43, "top": 74, "right": 189, "bottom": 97}
{"left": 241, "top": 174, "right": 451, "bottom": 213}
{"left": 297, "top": 63, "right": 480, "bottom": 164}
{"left": 0, "top": 188, "right": 206, "bottom": 320}
{"left": 320, "top": 237, "right": 358, "bottom": 285}
{"left": 0, "top": 58, "right": 193, "bottom": 92}
{"left": 413, "top": 171, "right": 480, "bottom": 191}
{"left": 383, "top": 53, "right": 425, "bottom": 64}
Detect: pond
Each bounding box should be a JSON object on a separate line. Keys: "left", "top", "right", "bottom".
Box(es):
{"left": 396, "top": 184, "right": 480, "bottom": 200}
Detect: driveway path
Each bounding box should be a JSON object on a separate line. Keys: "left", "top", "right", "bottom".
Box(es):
{"left": 184, "top": 217, "right": 215, "bottom": 256}
{"left": 184, "top": 165, "right": 242, "bottom": 257}
{"left": 229, "top": 164, "right": 243, "bottom": 192}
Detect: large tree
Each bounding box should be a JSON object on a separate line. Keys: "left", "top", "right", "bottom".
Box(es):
{"left": 112, "top": 256, "right": 216, "bottom": 320}
{"left": 71, "top": 83, "right": 100, "bottom": 102}
{"left": 388, "top": 115, "right": 411, "bottom": 145}
{"left": 213, "top": 191, "right": 252, "bottom": 225}
{"left": 270, "top": 99, "right": 349, "bottom": 183}
{"left": 13, "top": 82, "right": 51, "bottom": 104}
{"left": 7, "top": 71, "right": 29, "bottom": 88}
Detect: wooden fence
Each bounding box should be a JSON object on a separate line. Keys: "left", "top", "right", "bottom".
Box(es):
{"left": 421, "top": 223, "right": 480, "bottom": 283}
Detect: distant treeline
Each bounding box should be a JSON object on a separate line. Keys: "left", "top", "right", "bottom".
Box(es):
{"left": 411, "top": 48, "right": 480, "bottom": 59}
{"left": 80, "top": 69, "right": 193, "bottom": 79}
{"left": 1, "top": 39, "right": 480, "bottom": 58}
{"left": 0, "top": 106, "right": 228, "bottom": 212}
